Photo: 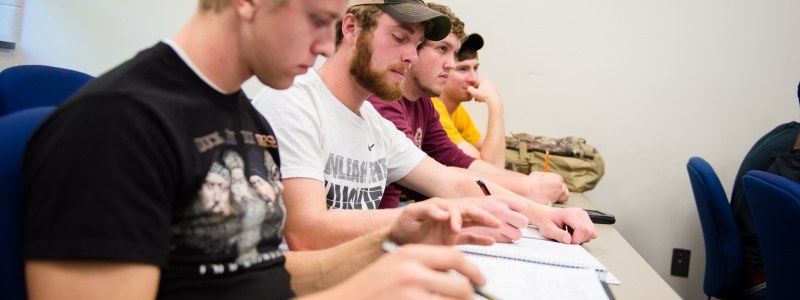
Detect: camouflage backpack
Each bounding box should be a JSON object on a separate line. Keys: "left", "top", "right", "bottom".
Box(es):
{"left": 505, "top": 133, "right": 605, "bottom": 192}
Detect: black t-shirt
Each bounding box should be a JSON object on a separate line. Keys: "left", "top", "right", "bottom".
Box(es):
{"left": 731, "top": 121, "right": 800, "bottom": 270}
{"left": 23, "top": 42, "right": 294, "bottom": 299}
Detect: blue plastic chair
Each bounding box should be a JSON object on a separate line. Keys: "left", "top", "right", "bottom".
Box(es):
{"left": 0, "top": 65, "right": 92, "bottom": 116}
{"left": 0, "top": 106, "right": 56, "bottom": 300}
{"left": 687, "top": 157, "right": 744, "bottom": 299}
{"left": 742, "top": 170, "right": 800, "bottom": 300}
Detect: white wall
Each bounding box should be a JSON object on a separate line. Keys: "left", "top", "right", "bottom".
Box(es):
{"left": 433, "top": 1, "right": 800, "bottom": 299}
{"left": 3, "top": 1, "right": 800, "bottom": 299}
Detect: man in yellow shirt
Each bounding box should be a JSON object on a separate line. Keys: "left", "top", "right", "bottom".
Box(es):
{"left": 432, "top": 33, "right": 507, "bottom": 168}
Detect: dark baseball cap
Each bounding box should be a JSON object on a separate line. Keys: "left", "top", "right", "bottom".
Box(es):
{"left": 348, "top": 0, "right": 452, "bottom": 41}
{"left": 460, "top": 33, "right": 484, "bottom": 54}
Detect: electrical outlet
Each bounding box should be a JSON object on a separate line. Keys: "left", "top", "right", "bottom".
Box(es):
{"left": 670, "top": 248, "right": 691, "bottom": 277}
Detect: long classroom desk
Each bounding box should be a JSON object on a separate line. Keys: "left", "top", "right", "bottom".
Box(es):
{"left": 563, "top": 193, "right": 681, "bottom": 299}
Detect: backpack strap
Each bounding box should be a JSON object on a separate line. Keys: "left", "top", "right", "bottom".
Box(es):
{"left": 517, "top": 140, "right": 531, "bottom": 174}
{"left": 518, "top": 140, "right": 527, "bottom": 158}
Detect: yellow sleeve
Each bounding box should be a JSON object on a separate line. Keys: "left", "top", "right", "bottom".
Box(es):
{"left": 432, "top": 97, "right": 466, "bottom": 144}
{"left": 451, "top": 104, "right": 481, "bottom": 146}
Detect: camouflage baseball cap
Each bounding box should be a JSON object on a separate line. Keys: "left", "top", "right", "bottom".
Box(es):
{"left": 348, "top": 0, "right": 452, "bottom": 41}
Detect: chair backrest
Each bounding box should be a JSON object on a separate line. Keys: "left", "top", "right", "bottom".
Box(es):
{"left": 742, "top": 170, "right": 800, "bottom": 300}
{"left": 0, "top": 65, "right": 93, "bottom": 116}
{"left": 686, "top": 156, "right": 744, "bottom": 299}
{"left": 0, "top": 106, "right": 56, "bottom": 300}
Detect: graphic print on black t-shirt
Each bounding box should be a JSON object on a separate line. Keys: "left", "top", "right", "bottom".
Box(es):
{"left": 172, "top": 129, "right": 286, "bottom": 276}
{"left": 323, "top": 154, "right": 387, "bottom": 209}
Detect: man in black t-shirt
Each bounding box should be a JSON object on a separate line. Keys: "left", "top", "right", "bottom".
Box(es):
{"left": 22, "top": 1, "right": 526, "bottom": 299}
{"left": 729, "top": 81, "right": 800, "bottom": 300}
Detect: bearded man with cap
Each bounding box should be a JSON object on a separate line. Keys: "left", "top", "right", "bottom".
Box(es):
{"left": 253, "top": 0, "right": 595, "bottom": 252}
{"left": 367, "top": 2, "right": 592, "bottom": 226}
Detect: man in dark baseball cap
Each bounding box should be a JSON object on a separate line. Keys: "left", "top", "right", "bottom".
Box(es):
{"left": 348, "top": 0, "right": 452, "bottom": 41}
{"left": 251, "top": 0, "right": 541, "bottom": 252}
{"left": 434, "top": 32, "right": 515, "bottom": 170}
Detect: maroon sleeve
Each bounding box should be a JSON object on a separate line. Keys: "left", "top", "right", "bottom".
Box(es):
{"left": 368, "top": 95, "right": 415, "bottom": 140}
{"left": 368, "top": 95, "right": 475, "bottom": 169}
{"left": 369, "top": 96, "right": 475, "bottom": 207}
{"left": 419, "top": 96, "right": 476, "bottom": 168}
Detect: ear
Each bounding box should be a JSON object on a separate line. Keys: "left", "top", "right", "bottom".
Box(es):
{"left": 232, "top": 0, "right": 257, "bottom": 21}
{"left": 341, "top": 13, "right": 359, "bottom": 45}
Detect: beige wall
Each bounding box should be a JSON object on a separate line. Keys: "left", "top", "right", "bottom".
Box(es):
{"left": 434, "top": 1, "right": 800, "bottom": 299}
{"left": 5, "top": 1, "right": 800, "bottom": 299}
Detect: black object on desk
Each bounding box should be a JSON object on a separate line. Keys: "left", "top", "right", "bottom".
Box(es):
{"left": 585, "top": 209, "right": 616, "bottom": 224}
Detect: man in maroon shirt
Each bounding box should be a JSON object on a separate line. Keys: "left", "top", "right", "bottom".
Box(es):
{"left": 369, "top": 3, "right": 569, "bottom": 208}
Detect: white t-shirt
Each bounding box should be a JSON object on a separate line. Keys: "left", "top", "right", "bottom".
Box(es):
{"left": 252, "top": 70, "right": 426, "bottom": 210}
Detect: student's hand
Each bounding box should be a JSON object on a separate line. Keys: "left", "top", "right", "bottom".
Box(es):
{"left": 467, "top": 79, "right": 502, "bottom": 109}
{"left": 388, "top": 197, "right": 521, "bottom": 246}
{"left": 525, "top": 171, "right": 570, "bottom": 204}
{"left": 528, "top": 206, "right": 597, "bottom": 244}
{"left": 310, "top": 244, "right": 481, "bottom": 300}
{"left": 455, "top": 195, "right": 529, "bottom": 243}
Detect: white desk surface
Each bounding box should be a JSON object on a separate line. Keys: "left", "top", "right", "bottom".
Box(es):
{"left": 563, "top": 193, "right": 681, "bottom": 299}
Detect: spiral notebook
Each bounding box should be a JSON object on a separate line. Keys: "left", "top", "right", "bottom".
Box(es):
{"left": 459, "top": 237, "right": 620, "bottom": 284}
{"left": 466, "top": 254, "right": 613, "bottom": 300}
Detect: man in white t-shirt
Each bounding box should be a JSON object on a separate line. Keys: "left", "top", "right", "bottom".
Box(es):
{"left": 24, "top": 1, "right": 520, "bottom": 299}
{"left": 253, "top": 0, "right": 597, "bottom": 251}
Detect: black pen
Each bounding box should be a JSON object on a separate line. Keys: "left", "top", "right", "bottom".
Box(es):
{"left": 381, "top": 240, "right": 498, "bottom": 300}
{"left": 475, "top": 178, "right": 491, "bottom": 196}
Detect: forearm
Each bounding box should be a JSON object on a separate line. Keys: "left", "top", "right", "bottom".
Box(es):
{"left": 25, "top": 261, "right": 159, "bottom": 300}
{"left": 448, "top": 167, "right": 529, "bottom": 203}
{"left": 467, "top": 159, "right": 524, "bottom": 177}
{"left": 286, "top": 227, "right": 390, "bottom": 296}
{"left": 481, "top": 103, "right": 506, "bottom": 167}
{"left": 448, "top": 166, "right": 551, "bottom": 222}
{"left": 287, "top": 208, "right": 403, "bottom": 250}
{"left": 462, "top": 162, "right": 562, "bottom": 205}
{"left": 486, "top": 181, "right": 554, "bottom": 228}
{"left": 400, "top": 158, "right": 536, "bottom": 207}
{"left": 460, "top": 163, "right": 555, "bottom": 204}
{"left": 472, "top": 176, "right": 548, "bottom": 226}
{"left": 453, "top": 166, "right": 522, "bottom": 193}
{"left": 521, "top": 200, "right": 553, "bottom": 226}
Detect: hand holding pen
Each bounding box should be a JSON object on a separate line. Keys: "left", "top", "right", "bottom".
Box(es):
{"left": 479, "top": 177, "right": 571, "bottom": 241}
{"left": 459, "top": 178, "right": 528, "bottom": 243}
{"left": 478, "top": 178, "right": 595, "bottom": 244}
{"left": 382, "top": 240, "right": 498, "bottom": 300}
{"left": 545, "top": 152, "right": 574, "bottom": 241}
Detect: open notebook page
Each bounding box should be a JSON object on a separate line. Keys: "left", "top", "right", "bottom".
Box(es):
{"left": 460, "top": 229, "right": 621, "bottom": 284}
{"left": 467, "top": 254, "right": 611, "bottom": 300}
